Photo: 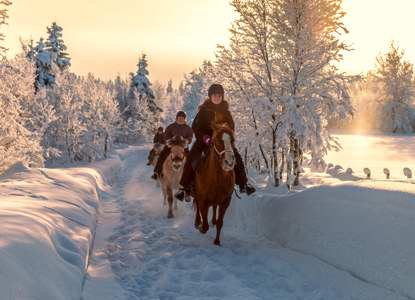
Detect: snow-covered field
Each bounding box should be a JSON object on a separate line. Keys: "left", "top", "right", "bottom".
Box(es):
{"left": 1, "top": 133, "right": 414, "bottom": 300}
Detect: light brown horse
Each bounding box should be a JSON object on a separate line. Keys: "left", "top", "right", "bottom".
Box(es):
{"left": 193, "top": 122, "right": 236, "bottom": 246}
{"left": 158, "top": 136, "right": 188, "bottom": 218}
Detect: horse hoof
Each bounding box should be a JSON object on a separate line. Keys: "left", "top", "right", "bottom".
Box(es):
{"left": 167, "top": 213, "right": 174, "bottom": 219}
{"left": 214, "top": 239, "right": 221, "bottom": 246}
{"left": 198, "top": 225, "right": 207, "bottom": 234}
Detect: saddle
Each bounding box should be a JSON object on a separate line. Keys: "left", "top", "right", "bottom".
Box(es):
{"left": 191, "top": 145, "right": 210, "bottom": 173}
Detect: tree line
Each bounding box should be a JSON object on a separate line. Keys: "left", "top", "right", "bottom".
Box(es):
{"left": 1, "top": 0, "right": 415, "bottom": 188}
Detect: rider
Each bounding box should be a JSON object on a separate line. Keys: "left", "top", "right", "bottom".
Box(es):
{"left": 147, "top": 126, "right": 165, "bottom": 166}
{"left": 175, "top": 84, "right": 256, "bottom": 201}
{"left": 151, "top": 111, "right": 193, "bottom": 180}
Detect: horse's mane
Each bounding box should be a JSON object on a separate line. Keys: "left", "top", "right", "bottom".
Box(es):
{"left": 166, "top": 135, "right": 188, "bottom": 148}
{"left": 212, "top": 123, "right": 234, "bottom": 141}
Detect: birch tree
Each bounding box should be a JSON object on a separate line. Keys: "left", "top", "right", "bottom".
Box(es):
{"left": 217, "top": 0, "right": 356, "bottom": 187}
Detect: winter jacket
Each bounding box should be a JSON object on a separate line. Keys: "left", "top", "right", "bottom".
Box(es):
{"left": 192, "top": 98, "right": 235, "bottom": 142}
{"left": 165, "top": 122, "right": 193, "bottom": 144}
{"left": 153, "top": 132, "right": 165, "bottom": 144}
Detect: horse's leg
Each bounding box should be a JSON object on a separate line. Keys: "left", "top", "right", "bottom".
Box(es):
{"left": 213, "top": 198, "right": 231, "bottom": 246}
{"left": 194, "top": 197, "right": 201, "bottom": 229}
{"left": 160, "top": 179, "right": 167, "bottom": 206}
{"left": 198, "top": 200, "right": 209, "bottom": 234}
{"left": 173, "top": 190, "right": 178, "bottom": 210}
{"left": 209, "top": 205, "right": 217, "bottom": 228}
{"left": 166, "top": 187, "right": 174, "bottom": 218}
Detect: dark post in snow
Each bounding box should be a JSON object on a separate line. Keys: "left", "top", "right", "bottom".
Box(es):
{"left": 383, "top": 168, "right": 390, "bottom": 179}
{"left": 403, "top": 167, "right": 412, "bottom": 179}
{"left": 363, "top": 168, "right": 371, "bottom": 179}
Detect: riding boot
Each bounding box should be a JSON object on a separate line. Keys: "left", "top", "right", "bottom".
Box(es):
{"left": 234, "top": 148, "right": 256, "bottom": 195}
{"left": 174, "top": 182, "right": 193, "bottom": 202}
{"left": 239, "top": 183, "right": 256, "bottom": 195}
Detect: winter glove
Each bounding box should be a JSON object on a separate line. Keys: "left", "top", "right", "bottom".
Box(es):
{"left": 203, "top": 134, "right": 212, "bottom": 145}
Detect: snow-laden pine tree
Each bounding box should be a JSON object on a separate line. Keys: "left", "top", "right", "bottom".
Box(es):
{"left": 45, "top": 22, "right": 71, "bottom": 71}
{"left": 129, "top": 53, "right": 162, "bottom": 114}
{"left": 32, "top": 38, "right": 57, "bottom": 89}
{"left": 0, "top": 0, "right": 11, "bottom": 59}
{"left": 217, "top": 0, "right": 356, "bottom": 187}
{"left": 374, "top": 41, "right": 415, "bottom": 133}
{"left": 0, "top": 53, "right": 56, "bottom": 172}
{"left": 166, "top": 79, "right": 173, "bottom": 94}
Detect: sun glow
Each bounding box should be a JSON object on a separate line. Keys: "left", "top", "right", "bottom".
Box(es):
{"left": 3, "top": 1, "right": 415, "bottom": 85}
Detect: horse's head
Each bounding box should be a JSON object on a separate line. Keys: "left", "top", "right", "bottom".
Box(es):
{"left": 166, "top": 136, "right": 188, "bottom": 172}
{"left": 211, "top": 122, "right": 235, "bottom": 171}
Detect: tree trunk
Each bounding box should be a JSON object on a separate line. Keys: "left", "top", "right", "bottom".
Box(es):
{"left": 293, "top": 138, "right": 300, "bottom": 186}
{"left": 272, "top": 132, "right": 279, "bottom": 187}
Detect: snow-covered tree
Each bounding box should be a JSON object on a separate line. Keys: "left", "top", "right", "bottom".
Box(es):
{"left": 45, "top": 22, "right": 71, "bottom": 71}
{"left": 166, "top": 79, "right": 173, "bottom": 94}
{"left": 43, "top": 71, "right": 85, "bottom": 162}
{"left": 0, "top": 0, "right": 11, "bottom": 59}
{"left": 33, "top": 38, "right": 57, "bottom": 89}
{"left": 216, "top": 0, "right": 280, "bottom": 184}
{"left": 129, "top": 53, "right": 162, "bottom": 114}
{"left": 0, "top": 52, "right": 56, "bottom": 172}
{"left": 43, "top": 71, "right": 120, "bottom": 162}
{"left": 113, "top": 75, "right": 129, "bottom": 114}
{"left": 164, "top": 88, "right": 185, "bottom": 125}
{"left": 217, "top": 0, "right": 356, "bottom": 187}
{"left": 78, "top": 74, "right": 120, "bottom": 160}
{"left": 374, "top": 41, "right": 415, "bottom": 133}
{"left": 182, "top": 60, "right": 218, "bottom": 120}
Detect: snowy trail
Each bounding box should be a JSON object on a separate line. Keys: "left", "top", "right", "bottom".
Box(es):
{"left": 81, "top": 145, "right": 409, "bottom": 300}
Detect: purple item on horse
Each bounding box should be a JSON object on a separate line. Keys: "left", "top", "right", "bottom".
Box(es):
{"left": 203, "top": 134, "right": 211, "bottom": 145}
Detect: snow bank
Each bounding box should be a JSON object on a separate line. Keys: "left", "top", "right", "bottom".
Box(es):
{"left": 227, "top": 180, "right": 415, "bottom": 299}
{"left": 0, "top": 163, "right": 103, "bottom": 299}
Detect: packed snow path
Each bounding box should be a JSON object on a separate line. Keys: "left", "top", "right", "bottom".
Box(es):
{"left": 81, "top": 145, "right": 413, "bottom": 300}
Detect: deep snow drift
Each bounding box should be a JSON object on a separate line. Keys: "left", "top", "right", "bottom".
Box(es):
{"left": 0, "top": 133, "right": 414, "bottom": 299}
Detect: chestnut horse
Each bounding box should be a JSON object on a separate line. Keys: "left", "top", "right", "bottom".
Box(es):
{"left": 193, "top": 122, "right": 236, "bottom": 246}
{"left": 158, "top": 136, "right": 188, "bottom": 218}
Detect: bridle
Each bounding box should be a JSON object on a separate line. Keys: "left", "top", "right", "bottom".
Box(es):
{"left": 213, "top": 143, "right": 234, "bottom": 158}
{"left": 212, "top": 132, "right": 234, "bottom": 160}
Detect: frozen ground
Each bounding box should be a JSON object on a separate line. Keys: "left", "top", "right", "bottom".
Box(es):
{"left": 0, "top": 133, "right": 414, "bottom": 299}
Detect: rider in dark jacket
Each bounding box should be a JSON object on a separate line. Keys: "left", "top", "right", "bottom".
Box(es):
{"left": 175, "top": 84, "right": 255, "bottom": 201}
{"left": 147, "top": 127, "right": 165, "bottom": 166}
{"left": 151, "top": 111, "right": 193, "bottom": 179}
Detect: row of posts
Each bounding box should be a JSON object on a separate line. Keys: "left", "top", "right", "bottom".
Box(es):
{"left": 363, "top": 167, "right": 412, "bottom": 179}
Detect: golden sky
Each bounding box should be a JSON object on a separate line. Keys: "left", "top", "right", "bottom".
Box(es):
{"left": 2, "top": 1, "right": 415, "bottom": 86}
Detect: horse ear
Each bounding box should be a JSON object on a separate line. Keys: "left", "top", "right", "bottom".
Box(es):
{"left": 211, "top": 121, "right": 218, "bottom": 131}
{"left": 166, "top": 138, "right": 174, "bottom": 148}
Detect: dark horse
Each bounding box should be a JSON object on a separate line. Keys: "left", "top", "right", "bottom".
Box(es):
{"left": 193, "top": 122, "right": 236, "bottom": 246}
